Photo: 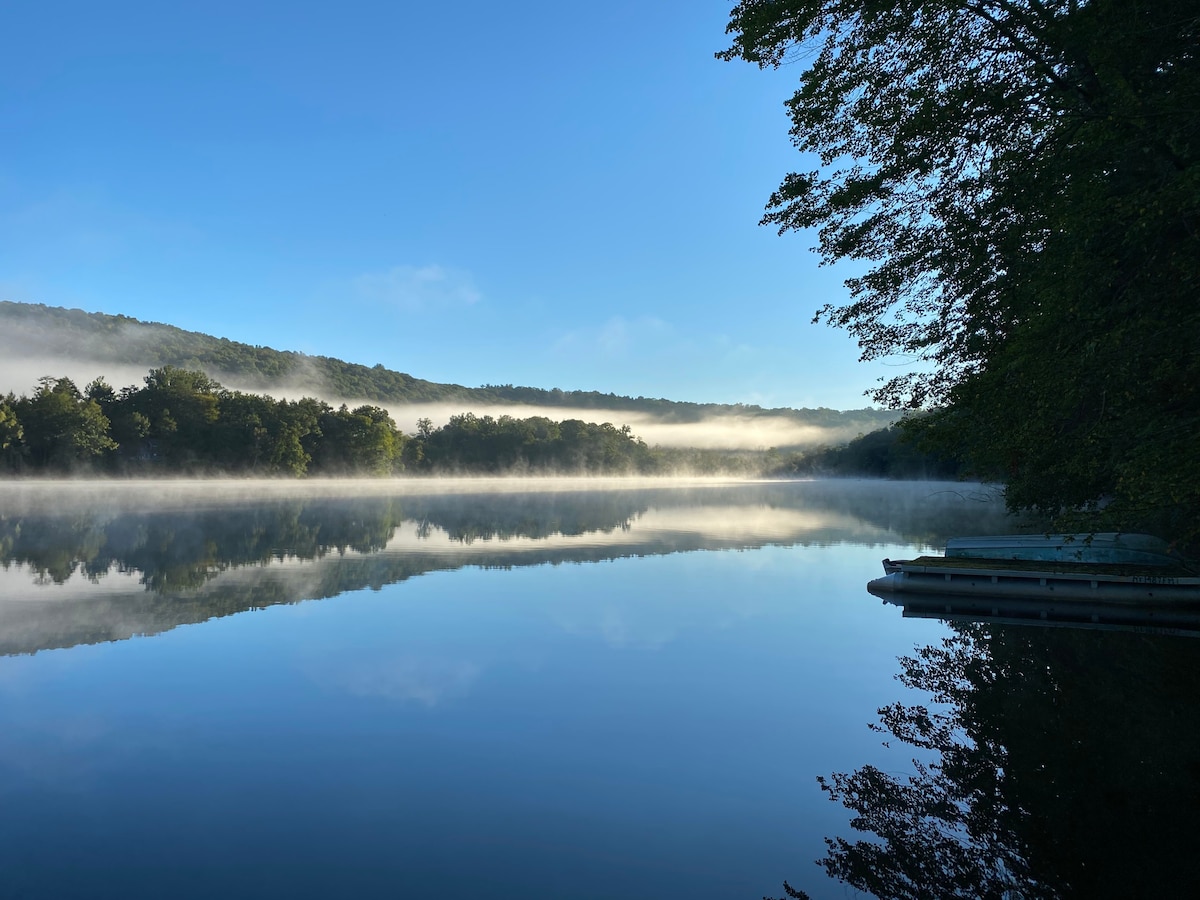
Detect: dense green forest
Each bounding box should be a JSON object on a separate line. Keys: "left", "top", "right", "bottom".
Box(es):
{"left": 724, "top": 0, "right": 1199, "bottom": 549}
{"left": 0, "top": 364, "right": 950, "bottom": 478}
{"left": 0, "top": 301, "right": 894, "bottom": 430}
{"left": 0, "top": 367, "right": 684, "bottom": 476}
{"left": 2, "top": 366, "right": 858, "bottom": 476}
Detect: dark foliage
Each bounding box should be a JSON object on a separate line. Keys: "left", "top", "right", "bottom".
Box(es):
{"left": 779, "top": 423, "right": 961, "bottom": 479}
{"left": 0, "top": 367, "right": 672, "bottom": 477}
{"left": 3, "top": 366, "right": 405, "bottom": 477}
{"left": 721, "top": 0, "right": 1200, "bottom": 546}
{"left": 403, "top": 413, "right": 656, "bottom": 475}
{"left": 795, "top": 624, "right": 1200, "bottom": 899}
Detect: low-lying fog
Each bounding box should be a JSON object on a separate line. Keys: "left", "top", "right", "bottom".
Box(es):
{"left": 383, "top": 403, "right": 855, "bottom": 449}
{"left": 0, "top": 475, "right": 802, "bottom": 512}
{"left": 0, "top": 357, "right": 884, "bottom": 450}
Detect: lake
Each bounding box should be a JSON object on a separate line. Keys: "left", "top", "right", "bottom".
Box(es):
{"left": 1, "top": 478, "right": 1197, "bottom": 899}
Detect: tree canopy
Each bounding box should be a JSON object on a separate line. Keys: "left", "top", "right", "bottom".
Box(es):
{"left": 0, "top": 367, "right": 680, "bottom": 477}
{"left": 721, "top": 0, "right": 1200, "bottom": 544}
{"left": 13, "top": 377, "right": 116, "bottom": 468}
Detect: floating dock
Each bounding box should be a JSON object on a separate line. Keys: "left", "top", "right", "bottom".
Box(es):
{"left": 869, "top": 555, "right": 1200, "bottom": 603}
{"left": 869, "top": 537, "right": 1200, "bottom": 634}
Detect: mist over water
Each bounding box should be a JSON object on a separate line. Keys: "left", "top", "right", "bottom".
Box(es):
{"left": 0, "top": 474, "right": 1001, "bottom": 522}
{"left": 0, "top": 478, "right": 1009, "bottom": 656}
{"left": 0, "top": 314, "right": 892, "bottom": 451}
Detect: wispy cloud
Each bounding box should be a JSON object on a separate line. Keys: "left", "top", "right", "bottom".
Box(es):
{"left": 353, "top": 264, "right": 482, "bottom": 311}
{"left": 313, "top": 654, "right": 482, "bottom": 707}
{"left": 554, "top": 315, "right": 671, "bottom": 357}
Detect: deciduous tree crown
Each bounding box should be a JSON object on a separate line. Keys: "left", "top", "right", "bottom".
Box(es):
{"left": 721, "top": 0, "right": 1200, "bottom": 543}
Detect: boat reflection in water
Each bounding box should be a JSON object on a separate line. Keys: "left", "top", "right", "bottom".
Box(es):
{"left": 871, "top": 584, "right": 1200, "bottom": 636}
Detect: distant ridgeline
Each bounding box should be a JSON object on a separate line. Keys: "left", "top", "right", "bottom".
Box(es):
{"left": 0, "top": 301, "right": 892, "bottom": 429}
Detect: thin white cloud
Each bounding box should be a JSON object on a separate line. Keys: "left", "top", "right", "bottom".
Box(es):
{"left": 555, "top": 315, "right": 671, "bottom": 357}
{"left": 353, "top": 264, "right": 482, "bottom": 311}
{"left": 314, "top": 655, "right": 481, "bottom": 707}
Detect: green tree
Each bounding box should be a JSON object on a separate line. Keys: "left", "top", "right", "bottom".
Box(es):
{"left": 0, "top": 395, "right": 24, "bottom": 469}
{"left": 312, "top": 404, "right": 404, "bottom": 475}
{"left": 14, "top": 377, "right": 117, "bottom": 468}
{"left": 720, "top": 1, "right": 1200, "bottom": 544}
{"left": 84, "top": 377, "right": 116, "bottom": 408}
{"left": 267, "top": 397, "right": 323, "bottom": 476}
{"left": 210, "top": 391, "right": 276, "bottom": 472}
{"left": 132, "top": 366, "right": 222, "bottom": 466}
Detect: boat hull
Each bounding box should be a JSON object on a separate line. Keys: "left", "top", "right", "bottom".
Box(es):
{"left": 869, "top": 569, "right": 1200, "bottom": 603}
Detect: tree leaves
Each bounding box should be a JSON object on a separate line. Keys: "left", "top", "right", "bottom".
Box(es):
{"left": 722, "top": 0, "right": 1200, "bottom": 545}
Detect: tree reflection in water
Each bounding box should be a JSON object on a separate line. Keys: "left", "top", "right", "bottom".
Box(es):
{"left": 777, "top": 624, "right": 1200, "bottom": 900}
{"left": 0, "top": 481, "right": 1016, "bottom": 657}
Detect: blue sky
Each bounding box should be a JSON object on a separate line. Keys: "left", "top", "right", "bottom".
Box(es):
{"left": 1, "top": 0, "right": 897, "bottom": 409}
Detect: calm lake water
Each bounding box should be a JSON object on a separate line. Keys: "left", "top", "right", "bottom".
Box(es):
{"left": 1, "top": 478, "right": 1197, "bottom": 899}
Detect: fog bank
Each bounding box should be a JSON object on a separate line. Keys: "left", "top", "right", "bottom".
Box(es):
{"left": 0, "top": 348, "right": 892, "bottom": 451}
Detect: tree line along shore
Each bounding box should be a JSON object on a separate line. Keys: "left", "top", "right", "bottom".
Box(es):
{"left": 0, "top": 365, "right": 941, "bottom": 478}
{"left": 0, "top": 301, "right": 894, "bottom": 432}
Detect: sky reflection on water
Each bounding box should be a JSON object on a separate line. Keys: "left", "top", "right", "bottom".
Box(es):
{"left": 0, "top": 479, "right": 1011, "bottom": 898}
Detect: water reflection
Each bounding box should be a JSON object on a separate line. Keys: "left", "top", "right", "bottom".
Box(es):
{"left": 875, "top": 587, "right": 1200, "bottom": 636}
{"left": 5, "top": 479, "right": 1194, "bottom": 898}
{"left": 799, "top": 623, "right": 1200, "bottom": 900}
{"left": 0, "top": 479, "right": 1008, "bottom": 656}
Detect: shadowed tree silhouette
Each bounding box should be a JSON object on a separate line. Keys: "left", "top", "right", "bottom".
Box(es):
{"left": 783, "top": 624, "right": 1200, "bottom": 899}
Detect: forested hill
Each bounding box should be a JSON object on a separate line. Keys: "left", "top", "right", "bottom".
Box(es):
{"left": 0, "top": 301, "right": 894, "bottom": 428}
